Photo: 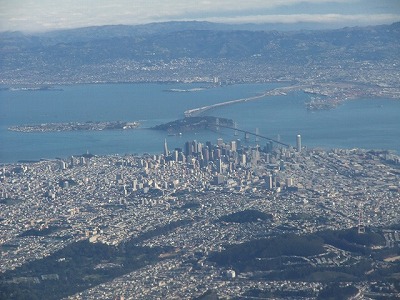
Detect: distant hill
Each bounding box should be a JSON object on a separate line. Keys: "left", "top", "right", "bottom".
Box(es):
{"left": 208, "top": 227, "right": 393, "bottom": 281}
{"left": 1, "top": 21, "right": 399, "bottom": 85}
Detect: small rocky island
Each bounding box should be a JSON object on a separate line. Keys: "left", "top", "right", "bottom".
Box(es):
{"left": 152, "top": 116, "right": 233, "bottom": 133}
{"left": 8, "top": 121, "right": 140, "bottom": 133}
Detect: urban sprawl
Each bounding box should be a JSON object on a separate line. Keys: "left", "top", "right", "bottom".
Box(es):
{"left": 1, "top": 137, "right": 400, "bottom": 298}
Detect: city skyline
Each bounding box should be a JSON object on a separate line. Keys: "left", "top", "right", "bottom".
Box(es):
{"left": 1, "top": 0, "right": 400, "bottom": 32}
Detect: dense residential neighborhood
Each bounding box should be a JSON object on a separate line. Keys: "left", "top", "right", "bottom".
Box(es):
{"left": 1, "top": 138, "right": 399, "bottom": 298}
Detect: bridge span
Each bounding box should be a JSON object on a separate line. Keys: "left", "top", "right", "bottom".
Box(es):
{"left": 214, "top": 123, "right": 290, "bottom": 147}
{"left": 183, "top": 85, "right": 306, "bottom": 117}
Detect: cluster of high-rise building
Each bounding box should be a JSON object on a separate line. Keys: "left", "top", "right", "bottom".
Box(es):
{"left": 164, "top": 137, "right": 271, "bottom": 174}
{"left": 162, "top": 135, "right": 301, "bottom": 189}
{"left": 175, "top": 139, "right": 259, "bottom": 188}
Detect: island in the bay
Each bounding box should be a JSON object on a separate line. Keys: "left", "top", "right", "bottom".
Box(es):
{"left": 151, "top": 116, "right": 233, "bottom": 133}
{"left": 8, "top": 121, "right": 140, "bottom": 133}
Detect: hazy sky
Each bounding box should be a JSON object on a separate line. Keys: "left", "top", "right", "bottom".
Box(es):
{"left": 1, "top": 0, "right": 399, "bottom": 32}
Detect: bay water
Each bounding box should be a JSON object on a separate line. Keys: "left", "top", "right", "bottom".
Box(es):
{"left": 0, "top": 83, "right": 399, "bottom": 163}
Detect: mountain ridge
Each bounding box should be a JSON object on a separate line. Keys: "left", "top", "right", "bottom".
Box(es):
{"left": 1, "top": 21, "right": 399, "bottom": 85}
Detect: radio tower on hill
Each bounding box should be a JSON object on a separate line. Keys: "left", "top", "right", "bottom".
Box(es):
{"left": 358, "top": 203, "right": 366, "bottom": 234}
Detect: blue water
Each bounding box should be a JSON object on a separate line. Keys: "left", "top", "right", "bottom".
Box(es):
{"left": 0, "top": 83, "right": 399, "bottom": 163}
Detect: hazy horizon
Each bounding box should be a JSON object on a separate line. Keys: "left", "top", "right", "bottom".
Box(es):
{"left": 1, "top": 0, "right": 400, "bottom": 33}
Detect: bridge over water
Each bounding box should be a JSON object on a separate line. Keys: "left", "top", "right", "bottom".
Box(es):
{"left": 212, "top": 123, "right": 290, "bottom": 148}
{"left": 184, "top": 85, "right": 306, "bottom": 117}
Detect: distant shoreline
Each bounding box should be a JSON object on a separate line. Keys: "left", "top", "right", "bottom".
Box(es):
{"left": 184, "top": 82, "right": 400, "bottom": 116}
{"left": 8, "top": 121, "right": 140, "bottom": 133}
{"left": 0, "top": 80, "right": 293, "bottom": 90}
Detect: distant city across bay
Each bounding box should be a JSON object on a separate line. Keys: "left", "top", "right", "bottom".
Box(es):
{"left": 1, "top": 82, "right": 400, "bottom": 163}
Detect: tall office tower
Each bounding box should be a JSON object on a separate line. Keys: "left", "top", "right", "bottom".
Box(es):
{"left": 266, "top": 174, "right": 273, "bottom": 190}
{"left": 192, "top": 140, "right": 198, "bottom": 154}
{"left": 164, "top": 138, "right": 169, "bottom": 157}
{"left": 217, "top": 138, "right": 224, "bottom": 147}
{"left": 216, "top": 159, "right": 223, "bottom": 174}
{"left": 251, "top": 148, "right": 260, "bottom": 164}
{"left": 70, "top": 156, "right": 75, "bottom": 168}
{"left": 173, "top": 150, "right": 179, "bottom": 162}
{"left": 202, "top": 146, "right": 209, "bottom": 162}
{"left": 296, "top": 134, "right": 302, "bottom": 152}
{"left": 178, "top": 152, "right": 186, "bottom": 163}
{"left": 236, "top": 139, "right": 241, "bottom": 150}
{"left": 280, "top": 160, "right": 285, "bottom": 171}
{"left": 214, "top": 148, "right": 221, "bottom": 159}
{"left": 240, "top": 153, "right": 246, "bottom": 166}
{"left": 233, "top": 151, "right": 239, "bottom": 163}
{"left": 184, "top": 141, "right": 191, "bottom": 157}
{"left": 229, "top": 162, "right": 235, "bottom": 173}
{"left": 197, "top": 142, "right": 203, "bottom": 154}
{"left": 197, "top": 151, "right": 203, "bottom": 161}
{"left": 265, "top": 141, "right": 273, "bottom": 153}
{"left": 230, "top": 140, "right": 237, "bottom": 152}
{"left": 132, "top": 179, "right": 138, "bottom": 191}
{"left": 59, "top": 160, "right": 67, "bottom": 170}
{"left": 209, "top": 148, "right": 214, "bottom": 161}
